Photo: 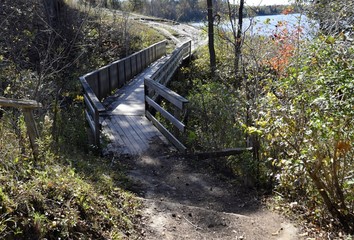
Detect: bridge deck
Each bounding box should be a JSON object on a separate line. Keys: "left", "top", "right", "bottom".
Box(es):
{"left": 101, "top": 57, "right": 173, "bottom": 156}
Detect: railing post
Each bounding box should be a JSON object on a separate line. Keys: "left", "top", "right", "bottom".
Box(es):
{"left": 94, "top": 108, "right": 100, "bottom": 150}
{"left": 108, "top": 65, "right": 112, "bottom": 95}
{"left": 97, "top": 70, "right": 101, "bottom": 100}
{"left": 23, "top": 109, "right": 40, "bottom": 161}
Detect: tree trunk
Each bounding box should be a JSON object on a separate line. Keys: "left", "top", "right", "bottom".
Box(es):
{"left": 308, "top": 169, "right": 354, "bottom": 232}
{"left": 234, "top": 0, "right": 244, "bottom": 87}
{"left": 207, "top": 0, "right": 216, "bottom": 76}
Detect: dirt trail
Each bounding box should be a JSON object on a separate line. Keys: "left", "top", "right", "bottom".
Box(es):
{"left": 135, "top": 15, "right": 207, "bottom": 51}
{"left": 120, "top": 140, "right": 299, "bottom": 240}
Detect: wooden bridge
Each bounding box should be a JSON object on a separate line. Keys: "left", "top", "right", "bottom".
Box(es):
{"left": 80, "top": 40, "right": 191, "bottom": 156}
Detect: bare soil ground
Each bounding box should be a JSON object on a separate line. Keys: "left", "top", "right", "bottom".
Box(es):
{"left": 114, "top": 138, "right": 300, "bottom": 240}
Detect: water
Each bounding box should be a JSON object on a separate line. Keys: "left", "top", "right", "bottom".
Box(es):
{"left": 191, "top": 14, "right": 318, "bottom": 39}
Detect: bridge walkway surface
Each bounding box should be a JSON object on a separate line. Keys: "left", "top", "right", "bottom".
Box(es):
{"left": 101, "top": 57, "right": 174, "bottom": 157}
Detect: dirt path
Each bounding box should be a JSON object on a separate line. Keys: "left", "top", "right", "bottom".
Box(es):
{"left": 135, "top": 15, "right": 207, "bottom": 51}
{"left": 120, "top": 141, "right": 299, "bottom": 239}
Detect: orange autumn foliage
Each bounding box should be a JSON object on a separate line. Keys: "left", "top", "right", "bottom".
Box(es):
{"left": 336, "top": 140, "right": 351, "bottom": 155}
{"left": 264, "top": 21, "right": 302, "bottom": 76}
{"left": 282, "top": 7, "right": 294, "bottom": 15}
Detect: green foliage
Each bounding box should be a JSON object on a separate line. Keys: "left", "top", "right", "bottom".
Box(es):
{"left": 187, "top": 79, "right": 245, "bottom": 150}
{"left": 258, "top": 35, "right": 354, "bottom": 232}
{"left": 300, "top": 0, "right": 354, "bottom": 35}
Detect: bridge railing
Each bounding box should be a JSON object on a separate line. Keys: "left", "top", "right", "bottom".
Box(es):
{"left": 144, "top": 40, "right": 191, "bottom": 152}
{"left": 144, "top": 78, "right": 188, "bottom": 152}
{"left": 80, "top": 40, "right": 167, "bottom": 148}
{"left": 151, "top": 40, "right": 191, "bottom": 86}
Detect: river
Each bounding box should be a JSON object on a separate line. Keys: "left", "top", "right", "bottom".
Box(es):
{"left": 191, "top": 14, "right": 318, "bottom": 39}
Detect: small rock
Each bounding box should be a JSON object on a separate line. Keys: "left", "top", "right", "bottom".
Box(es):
{"left": 172, "top": 213, "right": 176, "bottom": 217}
{"left": 289, "top": 202, "right": 298, "bottom": 208}
{"left": 298, "top": 232, "right": 308, "bottom": 237}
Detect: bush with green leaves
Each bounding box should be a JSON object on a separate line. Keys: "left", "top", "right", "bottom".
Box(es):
{"left": 257, "top": 35, "right": 354, "bottom": 232}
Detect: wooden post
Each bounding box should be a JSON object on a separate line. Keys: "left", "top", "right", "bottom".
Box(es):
{"left": 0, "top": 97, "right": 42, "bottom": 161}
{"left": 23, "top": 109, "right": 40, "bottom": 160}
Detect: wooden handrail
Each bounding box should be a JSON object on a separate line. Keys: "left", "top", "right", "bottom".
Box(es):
{"left": 0, "top": 97, "right": 42, "bottom": 160}
{"left": 0, "top": 97, "right": 42, "bottom": 109}
{"left": 144, "top": 78, "right": 188, "bottom": 152}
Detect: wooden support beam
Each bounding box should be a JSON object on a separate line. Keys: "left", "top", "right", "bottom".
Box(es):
{"left": 145, "top": 78, "right": 188, "bottom": 110}
{"left": 146, "top": 111, "right": 187, "bottom": 153}
{"left": 145, "top": 96, "right": 185, "bottom": 132}
{"left": 187, "top": 148, "right": 253, "bottom": 160}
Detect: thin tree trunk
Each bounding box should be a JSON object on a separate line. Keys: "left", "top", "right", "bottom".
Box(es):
{"left": 308, "top": 169, "right": 353, "bottom": 232}
{"left": 207, "top": 0, "right": 216, "bottom": 76}
{"left": 234, "top": 0, "right": 244, "bottom": 84}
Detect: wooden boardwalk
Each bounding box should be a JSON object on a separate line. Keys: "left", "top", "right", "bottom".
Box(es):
{"left": 101, "top": 58, "right": 172, "bottom": 156}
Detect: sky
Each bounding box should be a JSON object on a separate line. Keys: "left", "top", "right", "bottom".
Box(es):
{"left": 245, "top": 0, "right": 291, "bottom": 6}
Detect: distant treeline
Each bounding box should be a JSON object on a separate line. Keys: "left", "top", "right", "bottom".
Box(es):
{"left": 249, "top": 5, "right": 295, "bottom": 16}
{"left": 80, "top": 0, "right": 294, "bottom": 22}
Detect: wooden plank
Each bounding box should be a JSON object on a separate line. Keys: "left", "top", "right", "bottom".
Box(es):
{"left": 124, "top": 58, "right": 132, "bottom": 82}
{"left": 85, "top": 72, "right": 100, "bottom": 98}
{"left": 137, "top": 115, "right": 174, "bottom": 146}
{"left": 133, "top": 116, "right": 157, "bottom": 139}
{"left": 109, "top": 63, "right": 119, "bottom": 90}
{"left": 99, "top": 66, "right": 110, "bottom": 99}
{"left": 0, "top": 97, "right": 42, "bottom": 109}
{"left": 156, "top": 42, "right": 166, "bottom": 59}
{"left": 112, "top": 115, "right": 143, "bottom": 154}
{"left": 84, "top": 94, "right": 96, "bottom": 117}
{"left": 141, "top": 49, "right": 147, "bottom": 68}
{"left": 130, "top": 54, "right": 137, "bottom": 76}
{"left": 110, "top": 116, "right": 138, "bottom": 155}
{"left": 145, "top": 96, "right": 185, "bottom": 132}
{"left": 146, "top": 111, "right": 187, "bottom": 153}
{"left": 125, "top": 116, "right": 151, "bottom": 149}
{"left": 145, "top": 78, "right": 188, "bottom": 110}
{"left": 120, "top": 115, "right": 149, "bottom": 151}
{"left": 136, "top": 51, "right": 142, "bottom": 73}
{"left": 103, "top": 118, "right": 128, "bottom": 154}
{"left": 117, "top": 60, "right": 125, "bottom": 88}
{"left": 126, "top": 115, "right": 153, "bottom": 140}
{"left": 188, "top": 148, "right": 253, "bottom": 160}
{"left": 85, "top": 109, "right": 96, "bottom": 135}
